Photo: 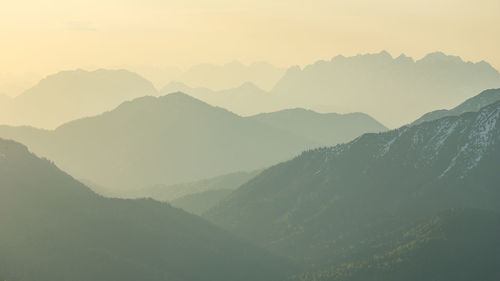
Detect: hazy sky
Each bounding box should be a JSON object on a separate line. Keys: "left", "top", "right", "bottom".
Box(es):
{"left": 1, "top": 0, "right": 499, "bottom": 79}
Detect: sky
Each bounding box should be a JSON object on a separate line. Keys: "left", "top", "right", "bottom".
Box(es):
{"left": 1, "top": 0, "right": 499, "bottom": 95}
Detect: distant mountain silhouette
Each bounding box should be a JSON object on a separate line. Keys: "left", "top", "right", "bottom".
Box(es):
{"left": 206, "top": 100, "right": 500, "bottom": 278}
{"left": 171, "top": 189, "right": 235, "bottom": 215}
{"left": 0, "top": 69, "right": 157, "bottom": 129}
{"left": 0, "top": 138, "right": 292, "bottom": 281}
{"left": 172, "top": 61, "right": 286, "bottom": 91}
{"left": 161, "top": 84, "right": 388, "bottom": 139}
{"left": 0, "top": 93, "right": 386, "bottom": 194}
{"left": 0, "top": 93, "right": 316, "bottom": 192}
{"left": 271, "top": 51, "right": 500, "bottom": 127}
{"left": 413, "top": 88, "right": 500, "bottom": 125}
{"left": 137, "top": 170, "right": 261, "bottom": 202}
{"left": 248, "top": 108, "right": 387, "bottom": 146}
{"left": 161, "top": 81, "right": 275, "bottom": 116}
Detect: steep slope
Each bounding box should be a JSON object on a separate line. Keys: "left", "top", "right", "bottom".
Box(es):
{"left": 0, "top": 93, "right": 317, "bottom": 191}
{"left": 271, "top": 51, "right": 500, "bottom": 127}
{"left": 248, "top": 108, "right": 387, "bottom": 146}
{"left": 413, "top": 88, "right": 500, "bottom": 125}
{"left": 1, "top": 69, "right": 157, "bottom": 129}
{"left": 0, "top": 139, "right": 292, "bottom": 281}
{"left": 206, "top": 101, "right": 500, "bottom": 265}
{"left": 293, "top": 209, "right": 500, "bottom": 281}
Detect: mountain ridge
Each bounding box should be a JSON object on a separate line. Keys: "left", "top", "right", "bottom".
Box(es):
{"left": 0, "top": 137, "right": 293, "bottom": 281}
{"left": 206, "top": 99, "right": 500, "bottom": 266}
{"left": 0, "top": 69, "right": 158, "bottom": 129}
{"left": 271, "top": 51, "right": 500, "bottom": 127}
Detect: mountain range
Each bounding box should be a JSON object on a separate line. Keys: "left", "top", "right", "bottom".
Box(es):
{"left": 158, "top": 52, "right": 500, "bottom": 127}
{"left": 0, "top": 92, "right": 385, "bottom": 194}
{"left": 0, "top": 69, "right": 157, "bottom": 129}
{"left": 2, "top": 51, "right": 499, "bottom": 130}
{"left": 137, "top": 170, "right": 261, "bottom": 202}
{"left": 160, "top": 81, "right": 275, "bottom": 116}
{"left": 206, "top": 98, "right": 500, "bottom": 279}
{"left": 271, "top": 51, "right": 500, "bottom": 127}
{"left": 2, "top": 87, "right": 500, "bottom": 280}
{"left": 0, "top": 138, "right": 292, "bottom": 281}
{"left": 169, "top": 61, "right": 286, "bottom": 91}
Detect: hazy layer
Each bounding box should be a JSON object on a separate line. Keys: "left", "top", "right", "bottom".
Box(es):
{"left": 1, "top": 0, "right": 499, "bottom": 81}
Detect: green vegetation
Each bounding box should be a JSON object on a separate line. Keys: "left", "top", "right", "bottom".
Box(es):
{"left": 293, "top": 209, "right": 500, "bottom": 281}
{"left": 206, "top": 100, "right": 500, "bottom": 279}
{"left": 0, "top": 139, "right": 293, "bottom": 281}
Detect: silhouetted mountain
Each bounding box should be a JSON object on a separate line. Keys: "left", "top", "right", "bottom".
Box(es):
{"left": 206, "top": 101, "right": 500, "bottom": 271}
{"left": 173, "top": 61, "right": 286, "bottom": 91}
{"left": 160, "top": 81, "right": 275, "bottom": 116}
{"left": 0, "top": 138, "right": 292, "bottom": 281}
{"left": 0, "top": 69, "right": 157, "bottom": 129}
{"left": 293, "top": 209, "right": 500, "bottom": 281}
{"left": 271, "top": 51, "right": 500, "bottom": 127}
{"left": 161, "top": 85, "right": 388, "bottom": 144}
{"left": 249, "top": 108, "right": 387, "bottom": 146}
{"left": 0, "top": 93, "right": 317, "bottom": 192}
{"left": 138, "top": 170, "right": 261, "bottom": 202}
{"left": 413, "top": 88, "right": 500, "bottom": 125}
{"left": 171, "top": 189, "right": 235, "bottom": 215}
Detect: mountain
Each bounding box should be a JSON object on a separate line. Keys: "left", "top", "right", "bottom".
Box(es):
{"left": 293, "top": 209, "right": 500, "bottom": 281}
{"left": 248, "top": 108, "right": 387, "bottom": 146}
{"left": 161, "top": 84, "right": 388, "bottom": 145}
{"left": 206, "top": 100, "right": 500, "bottom": 268}
{"left": 271, "top": 51, "right": 500, "bottom": 127}
{"left": 137, "top": 170, "right": 261, "bottom": 201}
{"left": 171, "top": 189, "right": 235, "bottom": 215}
{"left": 0, "top": 71, "right": 41, "bottom": 97}
{"left": 413, "top": 88, "right": 500, "bottom": 125}
{"left": 161, "top": 81, "right": 275, "bottom": 116}
{"left": 0, "top": 138, "right": 292, "bottom": 281}
{"left": 0, "top": 69, "right": 158, "bottom": 129}
{"left": 173, "top": 61, "right": 286, "bottom": 91}
{"left": 0, "top": 93, "right": 317, "bottom": 192}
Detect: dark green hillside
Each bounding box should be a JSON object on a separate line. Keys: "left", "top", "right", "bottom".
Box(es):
{"left": 293, "top": 209, "right": 500, "bottom": 281}
{"left": 207, "top": 101, "right": 500, "bottom": 270}
{"left": 0, "top": 139, "right": 292, "bottom": 281}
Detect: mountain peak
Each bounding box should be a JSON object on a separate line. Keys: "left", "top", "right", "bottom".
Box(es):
{"left": 235, "top": 81, "right": 263, "bottom": 92}
{"left": 418, "top": 52, "right": 463, "bottom": 64}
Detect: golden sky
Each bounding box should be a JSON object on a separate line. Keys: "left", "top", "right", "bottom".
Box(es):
{"left": 1, "top": 0, "right": 499, "bottom": 77}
